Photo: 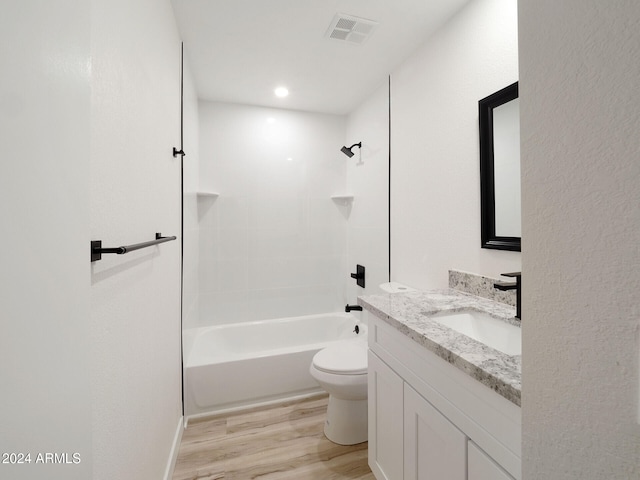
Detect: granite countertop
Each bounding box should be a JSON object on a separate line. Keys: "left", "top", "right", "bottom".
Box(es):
{"left": 358, "top": 289, "right": 521, "bottom": 406}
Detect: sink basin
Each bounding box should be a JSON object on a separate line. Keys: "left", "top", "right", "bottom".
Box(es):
{"left": 432, "top": 310, "right": 521, "bottom": 355}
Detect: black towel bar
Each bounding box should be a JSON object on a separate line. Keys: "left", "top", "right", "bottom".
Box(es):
{"left": 91, "top": 233, "right": 176, "bottom": 262}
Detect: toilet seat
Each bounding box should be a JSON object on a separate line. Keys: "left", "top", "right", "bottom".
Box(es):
{"left": 312, "top": 342, "right": 367, "bottom": 375}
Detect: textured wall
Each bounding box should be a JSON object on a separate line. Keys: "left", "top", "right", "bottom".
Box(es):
{"left": 520, "top": 0, "right": 640, "bottom": 478}
{"left": 90, "top": 0, "right": 183, "bottom": 478}
{"left": 390, "top": 0, "right": 521, "bottom": 289}
{"left": 0, "top": 1, "right": 93, "bottom": 478}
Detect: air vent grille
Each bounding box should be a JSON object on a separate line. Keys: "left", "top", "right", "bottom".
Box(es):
{"left": 330, "top": 29, "right": 350, "bottom": 41}
{"left": 325, "top": 13, "right": 378, "bottom": 45}
{"left": 335, "top": 18, "right": 356, "bottom": 30}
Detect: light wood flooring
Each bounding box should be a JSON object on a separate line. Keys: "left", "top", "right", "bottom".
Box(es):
{"left": 172, "top": 395, "right": 375, "bottom": 480}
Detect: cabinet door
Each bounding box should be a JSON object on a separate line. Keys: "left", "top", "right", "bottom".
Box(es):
{"left": 404, "top": 384, "right": 466, "bottom": 480}
{"left": 468, "top": 441, "right": 515, "bottom": 480}
{"left": 368, "top": 351, "right": 404, "bottom": 480}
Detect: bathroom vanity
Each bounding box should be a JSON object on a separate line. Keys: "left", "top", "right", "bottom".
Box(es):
{"left": 359, "top": 289, "right": 521, "bottom": 480}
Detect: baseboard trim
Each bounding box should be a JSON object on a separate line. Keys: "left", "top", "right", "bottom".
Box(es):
{"left": 185, "top": 391, "right": 327, "bottom": 426}
{"left": 163, "top": 415, "right": 184, "bottom": 480}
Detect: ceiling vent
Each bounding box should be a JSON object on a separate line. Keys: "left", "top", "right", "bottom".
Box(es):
{"left": 325, "top": 13, "right": 378, "bottom": 45}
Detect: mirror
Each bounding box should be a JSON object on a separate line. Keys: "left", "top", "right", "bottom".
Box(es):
{"left": 479, "top": 82, "right": 521, "bottom": 251}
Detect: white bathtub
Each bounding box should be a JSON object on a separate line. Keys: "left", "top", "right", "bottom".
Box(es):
{"left": 184, "top": 312, "right": 366, "bottom": 417}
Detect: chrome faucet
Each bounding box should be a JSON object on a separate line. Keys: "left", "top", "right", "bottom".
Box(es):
{"left": 493, "top": 272, "right": 521, "bottom": 319}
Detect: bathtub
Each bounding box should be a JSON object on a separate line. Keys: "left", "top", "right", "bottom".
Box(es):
{"left": 184, "top": 312, "right": 366, "bottom": 417}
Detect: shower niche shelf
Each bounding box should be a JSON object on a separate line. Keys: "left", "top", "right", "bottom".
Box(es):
{"left": 196, "top": 191, "right": 219, "bottom": 199}
{"left": 331, "top": 195, "right": 354, "bottom": 205}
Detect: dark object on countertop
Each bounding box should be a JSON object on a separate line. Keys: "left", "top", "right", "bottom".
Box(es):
{"left": 494, "top": 272, "right": 521, "bottom": 319}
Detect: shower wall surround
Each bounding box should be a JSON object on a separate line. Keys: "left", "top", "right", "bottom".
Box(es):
{"left": 197, "top": 102, "right": 348, "bottom": 327}
{"left": 346, "top": 82, "right": 389, "bottom": 300}
{"left": 182, "top": 62, "right": 201, "bottom": 331}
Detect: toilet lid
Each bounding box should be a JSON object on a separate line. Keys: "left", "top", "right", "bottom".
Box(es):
{"left": 313, "top": 342, "right": 367, "bottom": 375}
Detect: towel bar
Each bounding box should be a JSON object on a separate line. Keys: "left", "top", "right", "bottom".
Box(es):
{"left": 91, "top": 233, "right": 176, "bottom": 262}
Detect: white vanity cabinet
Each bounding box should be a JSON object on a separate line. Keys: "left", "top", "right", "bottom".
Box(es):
{"left": 367, "top": 313, "right": 520, "bottom": 480}
{"left": 468, "top": 441, "right": 514, "bottom": 480}
{"left": 368, "top": 351, "right": 404, "bottom": 480}
{"left": 404, "top": 383, "right": 466, "bottom": 480}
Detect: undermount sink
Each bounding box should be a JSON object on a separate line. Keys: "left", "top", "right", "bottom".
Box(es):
{"left": 432, "top": 310, "right": 521, "bottom": 355}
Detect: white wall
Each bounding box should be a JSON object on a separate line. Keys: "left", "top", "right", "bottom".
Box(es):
{"left": 197, "top": 102, "right": 347, "bottom": 326}
{"left": 90, "top": 0, "right": 183, "bottom": 478}
{"left": 346, "top": 81, "right": 390, "bottom": 302}
{"left": 182, "top": 57, "right": 200, "bottom": 331}
{"left": 519, "top": 0, "right": 640, "bottom": 477}
{"left": 391, "top": 0, "right": 521, "bottom": 289}
{"left": 0, "top": 1, "right": 93, "bottom": 479}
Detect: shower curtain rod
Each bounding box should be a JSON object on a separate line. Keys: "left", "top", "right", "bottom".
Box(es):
{"left": 91, "top": 233, "right": 176, "bottom": 262}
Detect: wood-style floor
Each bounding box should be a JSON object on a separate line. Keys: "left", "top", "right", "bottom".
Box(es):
{"left": 172, "top": 395, "right": 375, "bottom": 480}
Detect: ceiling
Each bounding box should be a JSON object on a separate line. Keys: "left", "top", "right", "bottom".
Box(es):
{"left": 171, "top": 0, "right": 470, "bottom": 115}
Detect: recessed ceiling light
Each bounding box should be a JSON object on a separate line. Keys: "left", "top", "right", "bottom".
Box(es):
{"left": 274, "top": 87, "right": 289, "bottom": 98}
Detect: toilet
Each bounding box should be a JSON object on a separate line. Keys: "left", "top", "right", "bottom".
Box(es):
{"left": 309, "top": 338, "right": 368, "bottom": 445}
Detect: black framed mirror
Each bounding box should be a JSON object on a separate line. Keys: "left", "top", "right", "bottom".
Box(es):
{"left": 479, "top": 81, "right": 521, "bottom": 251}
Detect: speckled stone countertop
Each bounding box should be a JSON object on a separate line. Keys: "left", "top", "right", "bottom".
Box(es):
{"left": 358, "top": 289, "right": 521, "bottom": 406}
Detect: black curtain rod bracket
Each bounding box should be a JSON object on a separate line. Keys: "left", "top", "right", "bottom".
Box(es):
{"left": 91, "top": 233, "right": 177, "bottom": 262}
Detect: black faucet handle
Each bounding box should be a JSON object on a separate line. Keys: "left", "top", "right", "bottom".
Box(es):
{"left": 350, "top": 265, "right": 365, "bottom": 288}
{"left": 500, "top": 272, "right": 521, "bottom": 278}
{"left": 494, "top": 271, "right": 521, "bottom": 290}
{"left": 495, "top": 272, "right": 522, "bottom": 320}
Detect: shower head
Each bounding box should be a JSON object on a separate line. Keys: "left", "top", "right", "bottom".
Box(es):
{"left": 340, "top": 146, "right": 354, "bottom": 157}
{"left": 340, "top": 142, "right": 362, "bottom": 158}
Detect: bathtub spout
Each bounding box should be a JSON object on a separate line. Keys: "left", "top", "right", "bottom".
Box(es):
{"left": 345, "top": 304, "right": 363, "bottom": 313}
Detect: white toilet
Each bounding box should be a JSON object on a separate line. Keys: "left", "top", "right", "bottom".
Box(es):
{"left": 309, "top": 337, "right": 368, "bottom": 445}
